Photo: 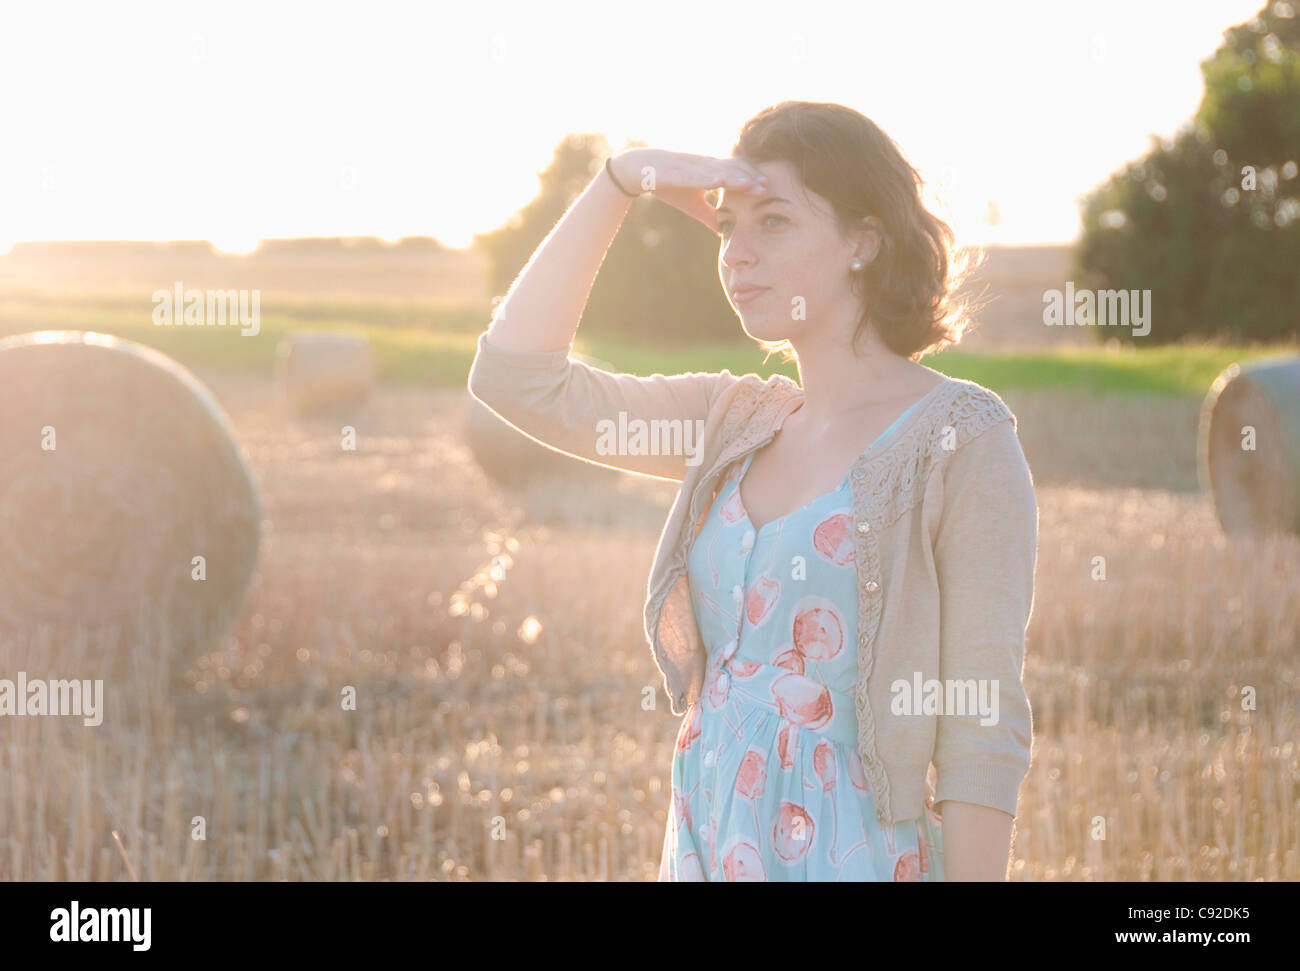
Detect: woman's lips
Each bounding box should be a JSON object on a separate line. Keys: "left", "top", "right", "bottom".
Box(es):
{"left": 732, "top": 287, "right": 769, "bottom": 305}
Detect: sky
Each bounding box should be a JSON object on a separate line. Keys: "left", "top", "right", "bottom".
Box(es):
{"left": 0, "top": 0, "right": 1270, "bottom": 255}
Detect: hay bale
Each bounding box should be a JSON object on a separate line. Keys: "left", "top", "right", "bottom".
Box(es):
{"left": 465, "top": 394, "right": 579, "bottom": 484}
{"left": 0, "top": 331, "right": 262, "bottom": 665}
{"left": 276, "top": 332, "right": 374, "bottom": 417}
{"left": 1199, "top": 355, "right": 1300, "bottom": 536}
{"left": 466, "top": 350, "right": 615, "bottom": 485}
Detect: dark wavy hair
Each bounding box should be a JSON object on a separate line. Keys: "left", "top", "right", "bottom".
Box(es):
{"left": 728, "top": 100, "right": 983, "bottom": 362}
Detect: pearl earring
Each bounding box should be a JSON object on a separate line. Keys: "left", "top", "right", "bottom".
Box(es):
{"left": 850, "top": 259, "right": 864, "bottom": 272}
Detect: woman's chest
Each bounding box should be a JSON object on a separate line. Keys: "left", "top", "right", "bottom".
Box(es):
{"left": 738, "top": 433, "right": 861, "bottom": 532}
{"left": 688, "top": 470, "right": 861, "bottom": 682}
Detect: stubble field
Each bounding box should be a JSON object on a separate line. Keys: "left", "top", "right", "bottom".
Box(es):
{"left": 2, "top": 367, "right": 1297, "bottom": 881}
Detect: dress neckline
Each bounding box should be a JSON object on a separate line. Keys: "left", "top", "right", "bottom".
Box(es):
{"left": 736, "top": 381, "right": 944, "bottom": 534}
{"left": 736, "top": 450, "right": 853, "bottom": 535}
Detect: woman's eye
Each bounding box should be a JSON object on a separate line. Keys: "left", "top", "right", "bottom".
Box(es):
{"left": 718, "top": 215, "right": 787, "bottom": 236}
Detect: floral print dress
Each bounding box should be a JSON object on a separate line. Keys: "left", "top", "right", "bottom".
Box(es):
{"left": 658, "top": 400, "right": 944, "bottom": 881}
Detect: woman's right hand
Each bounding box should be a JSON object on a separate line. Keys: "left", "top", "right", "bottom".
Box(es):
{"left": 610, "top": 148, "right": 768, "bottom": 233}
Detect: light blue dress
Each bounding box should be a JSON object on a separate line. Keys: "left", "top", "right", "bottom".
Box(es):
{"left": 659, "top": 399, "right": 945, "bottom": 881}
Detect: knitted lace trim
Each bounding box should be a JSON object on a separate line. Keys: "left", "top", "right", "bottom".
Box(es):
{"left": 846, "top": 379, "right": 1015, "bottom": 825}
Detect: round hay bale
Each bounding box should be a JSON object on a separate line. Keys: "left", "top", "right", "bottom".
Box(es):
{"left": 0, "top": 331, "right": 262, "bottom": 666}
{"left": 465, "top": 394, "right": 580, "bottom": 484}
{"left": 466, "top": 351, "right": 614, "bottom": 485}
{"left": 276, "top": 332, "right": 374, "bottom": 417}
{"left": 1198, "top": 355, "right": 1300, "bottom": 537}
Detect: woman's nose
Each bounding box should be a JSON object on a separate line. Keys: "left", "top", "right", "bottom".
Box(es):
{"left": 721, "top": 240, "right": 754, "bottom": 268}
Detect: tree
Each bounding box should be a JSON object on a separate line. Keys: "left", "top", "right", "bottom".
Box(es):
{"left": 473, "top": 134, "right": 738, "bottom": 347}
{"left": 1075, "top": 1, "right": 1300, "bottom": 344}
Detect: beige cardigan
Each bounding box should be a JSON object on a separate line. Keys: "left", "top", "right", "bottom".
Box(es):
{"left": 467, "top": 330, "right": 1037, "bottom": 825}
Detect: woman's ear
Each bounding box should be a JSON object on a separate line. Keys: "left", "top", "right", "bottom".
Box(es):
{"left": 856, "top": 215, "right": 885, "bottom": 266}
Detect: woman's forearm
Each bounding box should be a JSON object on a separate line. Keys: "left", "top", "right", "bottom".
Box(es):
{"left": 485, "top": 149, "right": 645, "bottom": 354}
{"left": 940, "top": 801, "right": 1015, "bottom": 880}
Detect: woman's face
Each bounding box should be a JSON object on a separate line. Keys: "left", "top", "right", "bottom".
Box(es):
{"left": 716, "top": 158, "right": 877, "bottom": 346}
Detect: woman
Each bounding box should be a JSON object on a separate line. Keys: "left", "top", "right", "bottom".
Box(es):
{"left": 468, "top": 101, "right": 1037, "bottom": 881}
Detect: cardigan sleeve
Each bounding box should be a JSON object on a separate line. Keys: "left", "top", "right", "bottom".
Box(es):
{"left": 467, "top": 330, "right": 740, "bottom": 482}
{"left": 931, "top": 416, "right": 1037, "bottom": 819}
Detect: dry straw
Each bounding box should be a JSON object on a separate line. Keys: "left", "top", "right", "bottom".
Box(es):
{"left": 1199, "top": 355, "right": 1300, "bottom": 537}
{"left": 0, "top": 331, "right": 262, "bottom": 672}
{"left": 465, "top": 350, "right": 616, "bottom": 485}
{"left": 275, "top": 332, "right": 374, "bottom": 418}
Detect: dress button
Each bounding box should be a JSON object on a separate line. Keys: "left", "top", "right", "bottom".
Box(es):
{"left": 703, "top": 748, "right": 716, "bottom": 769}
{"left": 742, "top": 528, "right": 755, "bottom": 546}
{"left": 856, "top": 520, "right": 871, "bottom": 534}
{"left": 864, "top": 580, "right": 879, "bottom": 593}
{"left": 717, "top": 671, "right": 730, "bottom": 696}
